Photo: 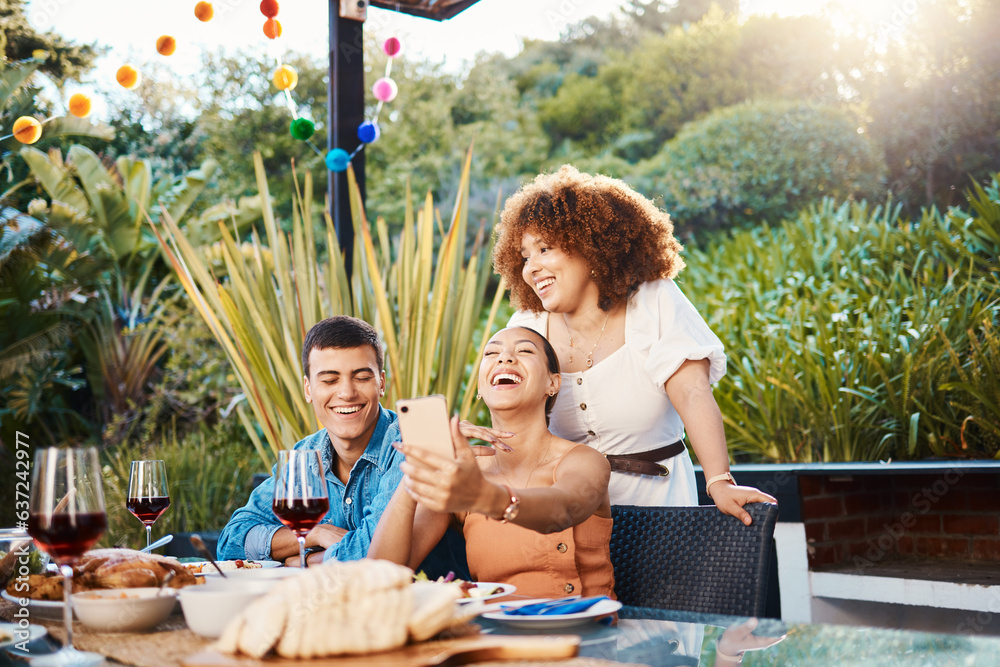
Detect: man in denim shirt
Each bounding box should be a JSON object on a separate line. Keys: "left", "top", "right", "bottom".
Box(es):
{"left": 217, "top": 316, "right": 466, "bottom": 573}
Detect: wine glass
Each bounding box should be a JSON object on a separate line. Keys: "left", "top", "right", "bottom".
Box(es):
{"left": 127, "top": 460, "right": 170, "bottom": 549}
{"left": 28, "top": 447, "right": 107, "bottom": 667}
{"left": 271, "top": 450, "right": 329, "bottom": 568}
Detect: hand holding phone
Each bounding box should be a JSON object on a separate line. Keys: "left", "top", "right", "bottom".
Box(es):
{"left": 396, "top": 394, "right": 455, "bottom": 459}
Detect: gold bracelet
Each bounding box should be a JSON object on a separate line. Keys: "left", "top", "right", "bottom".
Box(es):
{"left": 706, "top": 471, "right": 737, "bottom": 499}
{"left": 499, "top": 485, "right": 520, "bottom": 524}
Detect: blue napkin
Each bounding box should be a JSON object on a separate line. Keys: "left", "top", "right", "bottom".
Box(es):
{"left": 502, "top": 596, "right": 610, "bottom": 616}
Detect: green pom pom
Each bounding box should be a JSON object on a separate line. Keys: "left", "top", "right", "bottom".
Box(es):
{"left": 290, "top": 118, "right": 315, "bottom": 140}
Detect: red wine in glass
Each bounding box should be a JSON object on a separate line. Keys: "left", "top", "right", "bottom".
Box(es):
{"left": 127, "top": 496, "right": 171, "bottom": 524}
{"left": 272, "top": 449, "right": 328, "bottom": 568}
{"left": 273, "top": 497, "right": 330, "bottom": 536}
{"left": 28, "top": 447, "right": 107, "bottom": 667}
{"left": 27, "top": 511, "right": 107, "bottom": 562}
{"left": 128, "top": 460, "right": 170, "bottom": 549}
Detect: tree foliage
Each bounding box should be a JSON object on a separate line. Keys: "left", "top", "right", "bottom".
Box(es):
{"left": 0, "top": 0, "right": 101, "bottom": 83}
{"left": 861, "top": 0, "right": 1000, "bottom": 208}
{"left": 638, "top": 100, "right": 887, "bottom": 233}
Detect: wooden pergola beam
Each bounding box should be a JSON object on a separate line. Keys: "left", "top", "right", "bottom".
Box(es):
{"left": 368, "top": 0, "right": 485, "bottom": 21}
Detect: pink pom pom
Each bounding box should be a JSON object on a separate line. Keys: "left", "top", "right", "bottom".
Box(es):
{"left": 382, "top": 37, "right": 402, "bottom": 58}
{"left": 372, "top": 77, "right": 398, "bottom": 102}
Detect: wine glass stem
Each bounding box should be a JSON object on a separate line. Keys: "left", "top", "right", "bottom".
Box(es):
{"left": 297, "top": 536, "right": 307, "bottom": 569}
{"left": 60, "top": 564, "right": 75, "bottom": 650}
{"left": 145, "top": 524, "right": 152, "bottom": 549}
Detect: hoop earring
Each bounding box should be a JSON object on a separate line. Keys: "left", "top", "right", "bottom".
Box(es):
{"left": 547, "top": 389, "right": 556, "bottom": 396}
{"left": 476, "top": 393, "right": 482, "bottom": 401}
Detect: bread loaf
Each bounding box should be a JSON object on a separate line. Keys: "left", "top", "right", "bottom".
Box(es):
{"left": 212, "top": 559, "right": 467, "bottom": 658}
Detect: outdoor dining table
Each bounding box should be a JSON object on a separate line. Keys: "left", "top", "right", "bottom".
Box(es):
{"left": 4, "top": 598, "right": 1000, "bottom": 667}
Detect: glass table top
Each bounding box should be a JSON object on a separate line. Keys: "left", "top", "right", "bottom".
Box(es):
{"left": 478, "top": 605, "right": 1000, "bottom": 666}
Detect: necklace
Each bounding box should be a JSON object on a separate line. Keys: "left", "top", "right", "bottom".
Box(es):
{"left": 563, "top": 312, "right": 610, "bottom": 368}
{"left": 496, "top": 433, "right": 553, "bottom": 489}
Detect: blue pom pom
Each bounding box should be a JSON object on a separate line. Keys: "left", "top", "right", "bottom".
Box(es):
{"left": 325, "top": 148, "right": 351, "bottom": 172}
{"left": 357, "top": 121, "right": 381, "bottom": 144}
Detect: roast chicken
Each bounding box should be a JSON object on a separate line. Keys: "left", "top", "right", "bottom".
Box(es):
{"left": 5, "top": 548, "right": 200, "bottom": 600}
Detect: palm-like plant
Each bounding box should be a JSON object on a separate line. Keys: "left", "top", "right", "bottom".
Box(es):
{"left": 1, "top": 57, "right": 114, "bottom": 162}
{"left": 1, "top": 135, "right": 261, "bottom": 447}
{"left": 155, "top": 150, "right": 506, "bottom": 465}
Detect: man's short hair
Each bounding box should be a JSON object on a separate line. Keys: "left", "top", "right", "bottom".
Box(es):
{"left": 302, "top": 316, "right": 384, "bottom": 378}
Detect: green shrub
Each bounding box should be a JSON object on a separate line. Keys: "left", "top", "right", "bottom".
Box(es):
{"left": 639, "top": 100, "right": 887, "bottom": 234}
{"left": 682, "top": 175, "right": 999, "bottom": 462}
{"left": 100, "top": 418, "right": 260, "bottom": 550}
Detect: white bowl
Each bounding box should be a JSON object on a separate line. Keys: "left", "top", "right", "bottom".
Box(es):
{"left": 72, "top": 588, "right": 177, "bottom": 633}
{"left": 178, "top": 585, "right": 268, "bottom": 638}
{"left": 201, "top": 567, "right": 300, "bottom": 584}
{"left": 198, "top": 577, "right": 281, "bottom": 596}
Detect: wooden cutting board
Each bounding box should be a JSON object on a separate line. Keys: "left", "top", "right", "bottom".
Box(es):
{"left": 183, "top": 634, "right": 581, "bottom": 667}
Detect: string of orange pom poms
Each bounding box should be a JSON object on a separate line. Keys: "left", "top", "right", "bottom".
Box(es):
{"left": 7, "top": 2, "right": 403, "bottom": 167}
{"left": 0, "top": 55, "right": 95, "bottom": 144}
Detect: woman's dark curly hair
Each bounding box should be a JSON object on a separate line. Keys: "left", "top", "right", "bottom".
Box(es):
{"left": 493, "top": 165, "right": 685, "bottom": 312}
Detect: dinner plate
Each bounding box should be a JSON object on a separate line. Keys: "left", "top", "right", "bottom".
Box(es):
{"left": 0, "top": 590, "right": 70, "bottom": 621}
{"left": 481, "top": 598, "right": 622, "bottom": 629}
{"left": 456, "top": 582, "right": 516, "bottom": 604}
{"left": 0, "top": 621, "right": 47, "bottom": 649}
{"left": 184, "top": 560, "right": 281, "bottom": 576}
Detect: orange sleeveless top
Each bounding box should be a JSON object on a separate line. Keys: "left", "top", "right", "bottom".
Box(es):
{"left": 462, "top": 512, "right": 616, "bottom": 599}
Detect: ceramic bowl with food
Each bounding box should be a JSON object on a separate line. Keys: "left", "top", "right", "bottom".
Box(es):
{"left": 0, "top": 529, "right": 49, "bottom": 589}
{"left": 72, "top": 587, "right": 178, "bottom": 633}
{"left": 178, "top": 585, "right": 269, "bottom": 638}
{"left": 201, "top": 567, "right": 299, "bottom": 585}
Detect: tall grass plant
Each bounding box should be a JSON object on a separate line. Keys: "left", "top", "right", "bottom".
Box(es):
{"left": 154, "top": 150, "right": 505, "bottom": 466}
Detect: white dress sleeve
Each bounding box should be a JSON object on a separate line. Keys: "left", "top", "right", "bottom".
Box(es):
{"left": 628, "top": 279, "right": 727, "bottom": 388}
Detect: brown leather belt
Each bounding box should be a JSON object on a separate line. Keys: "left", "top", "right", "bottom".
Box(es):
{"left": 605, "top": 440, "right": 686, "bottom": 477}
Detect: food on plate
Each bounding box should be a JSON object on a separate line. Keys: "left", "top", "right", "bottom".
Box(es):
{"left": 4, "top": 548, "right": 199, "bottom": 600}
{"left": 184, "top": 559, "right": 263, "bottom": 574}
{"left": 0, "top": 542, "right": 46, "bottom": 588}
{"left": 214, "top": 559, "right": 470, "bottom": 658}
{"left": 460, "top": 581, "right": 504, "bottom": 598}
{"left": 7, "top": 574, "right": 63, "bottom": 601}
{"left": 413, "top": 571, "right": 502, "bottom": 599}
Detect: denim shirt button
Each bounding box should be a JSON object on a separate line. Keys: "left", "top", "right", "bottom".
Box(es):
{"left": 344, "top": 497, "right": 352, "bottom": 505}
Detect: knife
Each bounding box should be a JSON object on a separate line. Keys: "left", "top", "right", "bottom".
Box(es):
{"left": 140, "top": 534, "right": 173, "bottom": 553}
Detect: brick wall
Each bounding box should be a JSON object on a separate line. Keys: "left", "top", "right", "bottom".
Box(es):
{"left": 799, "top": 471, "right": 1000, "bottom": 569}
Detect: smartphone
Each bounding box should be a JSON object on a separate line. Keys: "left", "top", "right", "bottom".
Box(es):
{"left": 396, "top": 394, "right": 455, "bottom": 459}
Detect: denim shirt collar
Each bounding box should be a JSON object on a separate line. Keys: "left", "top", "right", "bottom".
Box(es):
{"left": 308, "top": 406, "right": 398, "bottom": 479}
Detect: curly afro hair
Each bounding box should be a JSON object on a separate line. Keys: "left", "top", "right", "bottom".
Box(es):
{"left": 493, "top": 165, "right": 685, "bottom": 312}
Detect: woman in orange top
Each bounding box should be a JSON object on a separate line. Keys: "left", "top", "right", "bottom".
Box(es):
{"left": 369, "top": 327, "right": 614, "bottom": 599}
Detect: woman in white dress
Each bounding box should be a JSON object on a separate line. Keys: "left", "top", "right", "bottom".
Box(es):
{"left": 479, "top": 164, "right": 775, "bottom": 523}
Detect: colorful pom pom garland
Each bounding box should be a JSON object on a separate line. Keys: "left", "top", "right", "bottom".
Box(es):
{"left": 274, "top": 31, "right": 405, "bottom": 174}
{"left": 12, "top": 116, "right": 42, "bottom": 144}
{"left": 3, "top": 5, "right": 402, "bottom": 169}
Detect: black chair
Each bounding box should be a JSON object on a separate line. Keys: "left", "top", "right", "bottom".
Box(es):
{"left": 609, "top": 502, "right": 779, "bottom": 617}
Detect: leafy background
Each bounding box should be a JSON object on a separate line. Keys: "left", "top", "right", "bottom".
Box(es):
{"left": 1, "top": 0, "right": 998, "bottom": 542}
